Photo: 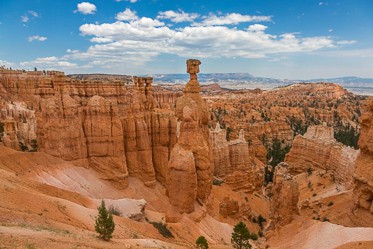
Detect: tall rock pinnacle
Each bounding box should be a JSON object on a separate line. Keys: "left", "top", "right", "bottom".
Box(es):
{"left": 166, "top": 59, "right": 214, "bottom": 213}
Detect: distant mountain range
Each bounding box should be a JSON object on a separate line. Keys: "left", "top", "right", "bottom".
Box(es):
{"left": 151, "top": 73, "right": 373, "bottom": 96}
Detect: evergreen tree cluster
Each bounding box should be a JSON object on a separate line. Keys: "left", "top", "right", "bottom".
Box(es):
{"left": 266, "top": 138, "right": 291, "bottom": 167}
{"left": 334, "top": 124, "right": 359, "bottom": 149}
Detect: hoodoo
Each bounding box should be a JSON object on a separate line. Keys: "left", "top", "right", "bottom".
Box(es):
{"left": 166, "top": 59, "right": 214, "bottom": 213}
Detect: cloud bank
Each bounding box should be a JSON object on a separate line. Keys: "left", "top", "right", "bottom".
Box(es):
{"left": 17, "top": 8, "right": 356, "bottom": 72}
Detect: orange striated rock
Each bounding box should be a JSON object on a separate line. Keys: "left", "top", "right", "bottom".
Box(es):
{"left": 37, "top": 94, "right": 88, "bottom": 164}
{"left": 219, "top": 196, "right": 239, "bottom": 218}
{"left": 84, "top": 96, "right": 128, "bottom": 187}
{"left": 353, "top": 98, "right": 373, "bottom": 215}
{"left": 245, "top": 121, "right": 293, "bottom": 163}
{"left": 166, "top": 59, "right": 214, "bottom": 213}
{"left": 269, "top": 165, "right": 299, "bottom": 227}
{"left": 0, "top": 69, "right": 179, "bottom": 188}
{"left": 285, "top": 125, "right": 358, "bottom": 188}
{"left": 228, "top": 130, "right": 252, "bottom": 172}
{"left": 210, "top": 126, "right": 264, "bottom": 193}
{"left": 151, "top": 111, "right": 177, "bottom": 185}
{"left": 210, "top": 123, "right": 231, "bottom": 176}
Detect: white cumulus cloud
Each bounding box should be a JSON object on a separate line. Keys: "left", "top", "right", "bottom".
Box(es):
{"left": 157, "top": 10, "right": 199, "bottom": 23}
{"left": 73, "top": 12, "right": 337, "bottom": 71}
{"left": 336, "top": 40, "right": 356, "bottom": 45}
{"left": 248, "top": 24, "right": 268, "bottom": 32}
{"left": 21, "top": 10, "right": 39, "bottom": 23}
{"left": 0, "top": 60, "right": 15, "bottom": 68}
{"left": 16, "top": 9, "right": 353, "bottom": 72}
{"left": 76, "top": 2, "right": 97, "bottom": 15}
{"left": 198, "top": 13, "right": 272, "bottom": 26}
{"left": 20, "top": 56, "right": 77, "bottom": 70}
{"left": 28, "top": 35, "right": 47, "bottom": 42}
{"left": 116, "top": 8, "right": 138, "bottom": 21}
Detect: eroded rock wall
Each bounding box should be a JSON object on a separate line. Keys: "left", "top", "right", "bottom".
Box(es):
{"left": 285, "top": 125, "right": 358, "bottom": 188}
{"left": 211, "top": 127, "right": 264, "bottom": 193}
{"left": 0, "top": 69, "right": 176, "bottom": 188}
{"left": 353, "top": 98, "right": 373, "bottom": 214}
{"left": 269, "top": 165, "right": 299, "bottom": 227}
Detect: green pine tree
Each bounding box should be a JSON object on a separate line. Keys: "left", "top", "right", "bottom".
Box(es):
{"left": 95, "top": 200, "right": 115, "bottom": 241}
{"left": 196, "top": 235, "right": 209, "bottom": 249}
{"left": 231, "top": 221, "right": 252, "bottom": 249}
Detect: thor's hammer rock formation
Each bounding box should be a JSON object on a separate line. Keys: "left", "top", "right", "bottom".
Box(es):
{"left": 166, "top": 59, "right": 214, "bottom": 213}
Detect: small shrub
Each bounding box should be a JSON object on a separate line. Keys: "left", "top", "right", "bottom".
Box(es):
{"left": 257, "top": 215, "right": 266, "bottom": 229}
{"left": 0, "top": 122, "right": 4, "bottom": 142}
{"left": 30, "top": 139, "right": 38, "bottom": 152}
{"left": 327, "top": 201, "right": 334, "bottom": 207}
{"left": 322, "top": 217, "right": 329, "bottom": 222}
{"left": 312, "top": 193, "right": 317, "bottom": 197}
{"left": 250, "top": 233, "right": 258, "bottom": 241}
{"left": 150, "top": 222, "right": 174, "bottom": 238}
{"left": 26, "top": 243, "right": 36, "bottom": 249}
{"left": 258, "top": 230, "right": 264, "bottom": 237}
{"left": 19, "top": 142, "right": 28, "bottom": 151}
{"left": 108, "top": 205, "right": 122, "bottom": 216}
{"left": 196, "top": 235, "right": 209, "bottom": 249}
{"left": 307, "top": 167, "right": 313, "bottom": 176}
{"left": 213, "top": 178, "right": 224, "bottom": 186}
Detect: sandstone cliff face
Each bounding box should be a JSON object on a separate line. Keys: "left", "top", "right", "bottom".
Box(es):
{"left": 166, "top": 60, "right": 214, "bottom": 213}
{"left": 151, "top": 112, "right": 177, "bottom": 185}
{"left": 0, "top": 69, "right": 177, "bottom": 188}
{"left": 353, "top": 99, "right": 373, "bottom": 214}
{"left": 210, "top": 124, "right": 231, "bottom": 176}
{"left": 269, "top": 165, "right": 299, "bottom": 227}
{"left": 285, "top": 125, "right": 358, "bottom": 188}
{"left": 0, "top": 100, "right": 36, "bottom": 150}
{"left": 210, "top": 127, "right": 264, "bottom": 193}
{"left": 153, "top": 91, "right": 181, "bottom": 110}
{"left": 245, "top": 121, "right": 293, "bottom": 162}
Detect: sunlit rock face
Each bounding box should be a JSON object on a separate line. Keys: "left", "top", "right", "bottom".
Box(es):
{"left": 0, "top": 69, "right": 180, "bottom": 188}
{"left": 353, "top": 99, "right": 373, "bottom": 215}
{"left": 166, "top": 59, "right": 214, "bottom": 213}
{"left": 285, "top": 125, "right": 359, "bottom": 189}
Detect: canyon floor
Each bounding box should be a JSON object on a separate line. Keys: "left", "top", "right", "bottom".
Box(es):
{"left": 1, "top": 145, "right": 372, "bottom": 249}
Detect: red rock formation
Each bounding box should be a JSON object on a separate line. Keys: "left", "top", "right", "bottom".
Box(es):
{"left": 353, "top": 98, "right": 373, "bottom": 215}
{"left": 269, "top": 165, "right": 299, "bottom": 227}
{"left": 166, "top": 59, "right": 214, "bottom": 213}
{"left": 210, "top": 124, "right": 231, "bottom": 176}
{"left": 219, "top": 197, "right": 239, "bottom": 218}
{"left": 210, "top": 127, "right": 264, "bottom": 193}
{"left": 285, "top": 125, "right": 358, "bottom": 188}
{"left": 228, "top": 130, "right": 252, "bottom": 171}
{"left": 0, "top": 69, "right": 177, "bottom": 188}
{"left": 151, "top": 112, "right": 177, "bottom": 185}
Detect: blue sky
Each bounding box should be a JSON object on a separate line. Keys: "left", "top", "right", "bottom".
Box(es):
{"left": 0, "top": 0, "right": 372, "bottom": 79}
